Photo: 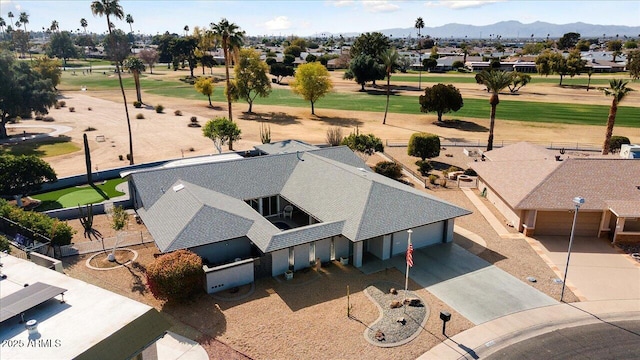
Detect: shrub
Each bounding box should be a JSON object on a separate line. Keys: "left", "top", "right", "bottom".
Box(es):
{"left": 428, "top": 174, "right": 439, "bottom": 185}
{"left": 609, "top": 136, "right": 630, "bottom": 153}
{"left": 84, "top": 126, "right": 97, "bottom": 132}
{"left": 408, "top": 133, "right": 440, "bottom": 161}
{"left": 447, "top": 165, "right": 462, "bottom": 173}
{"left": 58, "top": 101, "right": 66, "bottom": 108}
{"left": 54, "top": 103, "right": 61, "bottom": 109}
{"left": 174, "top": 110, "right": 182, "bottom": 116}
{"left": 43, "top": 116, "right": 54, "bottom": 122}
{"left": 133, "top": 101, "right": 142, "bottom": 108}
{"left": 260, "top": 123, "right": 271, "bottom": 144}
{"left": 118, "top": 154, "right": 124, "bottom": 161}
{"left": 326, "top": 126, "right": 343, "bottom": 146}
{"left": 463, "top": 168, "right": 478, "bottom": 176}
{"left": 188, "top": 147, "right": 195, "bottom": 152}
{"left": 88, "top": 107, "right": 92, "bottom": 111}
{"left": 136, "top": 113, "right": 144, "bottom": 119}
{"left": 415, "top": 160, "right": 433, "bottom": 175}
{"left": 374, "top": 161, "right": 403, "bottom": 180}
{"left": 34, "top": 113, "right": 44, "bottom": 120}
{"left": 0, "top": 235, "right": 11, "bottom": 254}
{"left": 146, "top": 249, "right": 204, "bottom": 302}
{"left": 341, "top": 128, "right": 383, "bottom": 155}
{"left": 155, "top": 104, "right": 164, "bottom": 113}
{"left": 0, "top": 199, "right": 75, "bottom": 247}
{"left": 69, "top": 107, "right": 75, "bottom": 112}
{"left": 126, "top": 154, "right": 131, "bottom": 161}
{"left": 190, "top": 116, "right": 198, "bottom": 123}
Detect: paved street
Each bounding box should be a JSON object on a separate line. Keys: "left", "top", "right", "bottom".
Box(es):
{"left": 486, "top": 320, "right": 640, "bottom": 360}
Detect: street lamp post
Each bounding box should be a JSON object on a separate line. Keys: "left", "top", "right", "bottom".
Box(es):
{"left": 560, "top": 196, "right": 585, "bottom": 302}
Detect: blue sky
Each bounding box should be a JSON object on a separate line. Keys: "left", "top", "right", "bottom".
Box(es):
{"left": 1, "top": 0, "right": 638, "bottom": 37}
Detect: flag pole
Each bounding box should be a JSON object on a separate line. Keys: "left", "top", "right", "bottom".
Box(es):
{"left": 404, "top": 229, "right": 413, "bottom": 313}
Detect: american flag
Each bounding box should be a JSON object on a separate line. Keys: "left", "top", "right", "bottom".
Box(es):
{"left": 406, "top": 243, "right": 414, "bottom": 268}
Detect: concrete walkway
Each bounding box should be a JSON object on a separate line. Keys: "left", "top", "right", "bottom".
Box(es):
{"left": 2, "top": 124, "right": 72, "bottom": 144}
{"left": 157, "top": 331, "right": 209, "bottom": 360}
{"left": 418, "top": 299, "right": 640, "bottom": 359}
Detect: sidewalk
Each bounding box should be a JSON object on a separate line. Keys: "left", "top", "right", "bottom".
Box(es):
{"left": 418, "top": 299, "right": 640, "bottom": 359}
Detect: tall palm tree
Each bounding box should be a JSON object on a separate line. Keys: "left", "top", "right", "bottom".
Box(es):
{"left": 601, "top": 79, "right": 634, "bottom": 155}
{"left": 0, "top": 17, "right": 5, "bottom": 39}
{"left": 91, "top": 0, "right": 135, "bottom": 165}
{"left": 211, "top": 18, "right": 245, "bottom": 123}
{"left": 7, "top": 12, "right": 14, "bottom": 31}
{"left": 415, "top": 17, "right": 425, "bottom": 90}
{"left": 184, "top": 25, "right": 189, "bottom": 37}
{"left": 476, "top": 70, "right": 514, "bottom": 151}
{"left": 80, "top": 18, "right": 91, "bottom": 72}
{"left": 124, "top": 56, "right": 145, "bottom": 103}
{"left": 381, "top": 48, "right": 399, "bottom": 125}
{"left": 50, "top": 20, "right": 59, "bottom": 32}
{"left": 18, "top": 12, "right": 32, "bottom": 61}
{"left": 125, "top": 14, "right": 133, "bottom": 33}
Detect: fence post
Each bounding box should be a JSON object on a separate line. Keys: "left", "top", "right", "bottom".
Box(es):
{"left": 140, "top": 231, "right": 144, "bottom": 245}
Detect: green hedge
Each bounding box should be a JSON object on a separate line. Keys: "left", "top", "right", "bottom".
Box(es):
{"left": 0, "top": 199, "right": 75, "bottom": 247}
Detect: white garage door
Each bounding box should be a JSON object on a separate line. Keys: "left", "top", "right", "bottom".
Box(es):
{"left": 392, "top": 222, "right": 445, "bottom": 256}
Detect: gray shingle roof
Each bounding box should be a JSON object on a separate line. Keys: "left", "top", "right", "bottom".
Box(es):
{"left": 132, "top": 146, "right": 470, "bottom": 253}
{"left": 254, "top": 140, "right": 319, "bottom": 155}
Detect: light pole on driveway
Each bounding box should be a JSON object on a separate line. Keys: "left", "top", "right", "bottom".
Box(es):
{"left": 560, "top": 196, "right": 585, "bottom": 302}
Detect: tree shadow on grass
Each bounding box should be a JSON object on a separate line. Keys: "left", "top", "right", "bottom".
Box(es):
{"left": 0, "top": 135, "right": 73, "bottom": 156}
{"left": 238, "top": 111, "right": 301, "bottom": 125}
{"left": 90, "top": 183, "right": 110, "bottom": 201}
{"left": 312, "top": 115, "right": 363, "bottom": 127}
{"left": 434, "top": 119, "right": 488, "bottom": 133}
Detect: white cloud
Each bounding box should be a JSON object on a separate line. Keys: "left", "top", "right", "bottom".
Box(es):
{"left": 264, "top": 16, "right": 292, "bottom": 31}
{"left": 327, "top": 0, "right": 356, "bottom": 7}
{"left": 426, "top": 0, "right": 505, "bottom": 10}
{"left": 362, "top": 0, "right": 400, "bottom": 13}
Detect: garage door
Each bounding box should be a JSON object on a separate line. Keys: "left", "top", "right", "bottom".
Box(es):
{"left": 535, "top": 211, "right": 601, "bottom": 236}
{"left": 391, "top": 222, "right": 445, "bottom": 256}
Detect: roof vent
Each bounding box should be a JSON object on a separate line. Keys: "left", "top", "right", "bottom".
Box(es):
{"left": 173, "top": 184, "right": 185, "bottom": 192}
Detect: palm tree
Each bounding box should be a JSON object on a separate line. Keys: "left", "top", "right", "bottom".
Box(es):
{"left": 601, "top": 79, "right": 634, "bottom": 155}
{"left": 124, "top": 56, "right": 145, "bottom": 103}
{"left": 211, "top": 18, "right": 245, "bottom": 124}
{"left": 125, "top": 14, "right": 133, "bottom": 33}
{"left": 18, "top": 12, "right": 31, "bottom": 61}
{"left": 381, "top": 48, "right": 399, "bottom": 125}
{"left": 476, "top": 70, "right": 514, "bottom": 151}
{"left": 415, "top": 17, "right": 425, "bottom": 89}
{"left": 7, "top": 12, "right": 14, "bottom": 31}
{"left": 80, "top": 18, "right": 91, "bottom": 72}
{"left": 184, "top": 25, "right": 189, "bottom": 37}
{"left": 0, "top": 18, "right": 5, "bottom": 39}
{"left": 50, "top": 20, "right": 59, "bottom": 32}
{"left": 91, "top": 0, "right": 135, "bottom": 165}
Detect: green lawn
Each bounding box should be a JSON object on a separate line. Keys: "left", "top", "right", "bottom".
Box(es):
{"left": 0, "top": 138, "right": 81, "bottom": 157}
{"left": 32, "top": 178, "right": 127, "bottom": 211}
{"left": 59, "top": 71, "right": 639, "bottom": 128}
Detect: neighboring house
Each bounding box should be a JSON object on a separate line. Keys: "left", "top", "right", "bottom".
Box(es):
{"left": 470, "top": 142, "right": 640, "bottom": 242}
{"left": 0, "top": 255, "right": 169, "bottom": 360}
{"left": 127, "top": 146, "right": 470, "bottom": 293}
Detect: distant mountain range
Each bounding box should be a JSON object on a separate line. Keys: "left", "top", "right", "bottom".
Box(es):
{"left": 334, "top": 21, "right": 640, "bottom": 40}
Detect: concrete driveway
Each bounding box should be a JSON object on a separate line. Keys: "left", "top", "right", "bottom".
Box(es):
{"left": 531, "top": 236, "right": 640, "bottom": 301}
{"left": 389, "top": 243, "right": 557, "bottom": 325}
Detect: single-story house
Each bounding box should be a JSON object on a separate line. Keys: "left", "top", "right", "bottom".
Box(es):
{"left": 127, "top": 146, "right": 470, "bottom": 293}
{"left": 470, "top": 142, "right": 640, "bottom": 242}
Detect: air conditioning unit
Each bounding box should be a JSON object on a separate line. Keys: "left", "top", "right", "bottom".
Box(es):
{"left": 620, "top": 144, "right": 640, "bottom": 159}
